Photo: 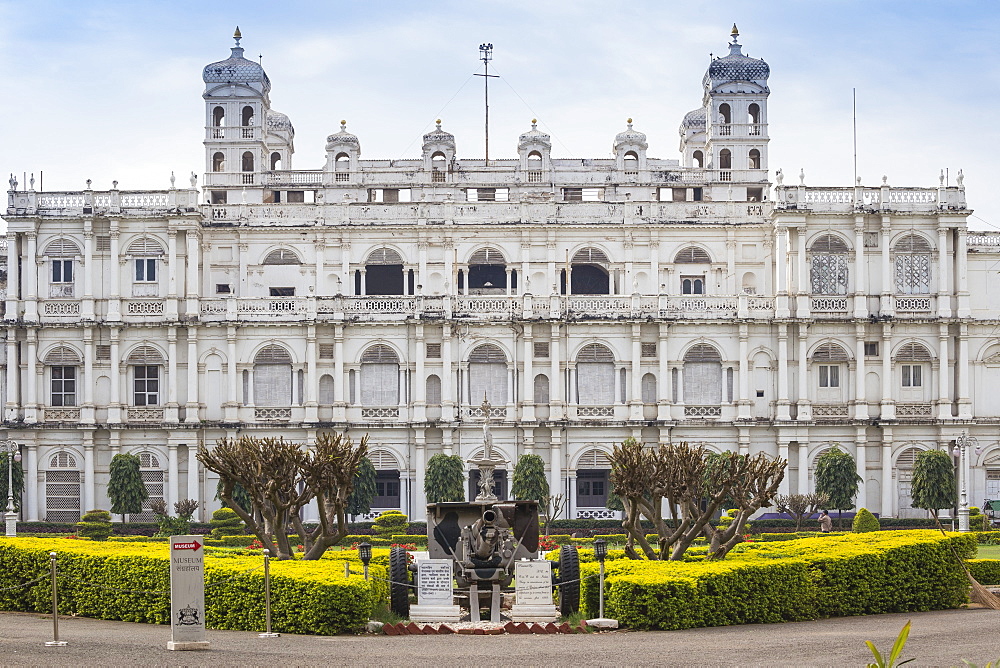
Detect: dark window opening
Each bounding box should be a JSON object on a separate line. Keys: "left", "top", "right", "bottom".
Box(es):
{"left": 269, "top": 287, "right": 295, "bottom": 297}
{"left": 373, "top": 471, "right": 401, "bottom": 508}
{"left": 287, "top": 191, "right": 304, "bottom": 203}
{"left": 468, "top": 265, "right": 507, "bottom": 292}
{"left": 216, "top": 284, "right": 232, "bottom": 294}
{"left": 212, "top": 152, "right": 225, "bottom": 172}
{"left": 747, "top": 187, "right": 764, "bottom": 202}
{"left": 682, "top": 277, "right": 705, "bottom": 295}
{"left": 570, "top": 264, "right": 610, "bottom": 295}
{"left": 469, "top": 469, "right": 508, "bottom": 502}
{"left": 577, "top": 469, "right": 610, "bottom": 507}
{"left": 365, "top": 265, "right": 404, "bottom": 295}
{"left": 133, "top": 366, "right": 159, "bottom": 406}
{"left": 719, "top": 149, "right": 732, "bottom": 169}
{"left": 693, "top": 187, "right": 703, "bottom": 201}
{"left": 51, "top": 366, "right": 77, "bottom": 407}
{"left": 211, "top": 191, "right": 228, "bottom": 204}
{"left": 692, "top": 150, "right": 704, "bottom": 168}
{"left": 270, "top": 152, "right": 281, "bottom": 170}
{"left": 407, "top": 269, "right": 415, "bottom": 295}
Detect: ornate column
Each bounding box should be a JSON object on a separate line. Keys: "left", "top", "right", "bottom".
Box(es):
{"left": 334, "top": 324, "right": 346, "bottom": 421}
{"left": 225, "top": 326, "right": 238, "bottom": 421}
{"left": 82, "top": 326, "right": 95, "bottom": 424}
{"left": 314, "top": 239, "right": 325, "bottom": 296}
{"left": 937, "top": 226, "right": 950, "bottom": 317}
{"left": 24, "top": 328, "right": 37, "bottom": 423}
{"left": 778, "top": 439, "right": 790, "bottom": 495}
{"left": 957, "top": 227, "right": 970, "bottom": 317}
{"left": 657, "top": 323, "right": 670, "bottom": 420}
{"left": 737, "top": 326, "right": 751, "bottom": 420}
{"left": 341, "top": 240, "right": 351, "bottom": 296}
{"left": 854, "top": 324, "right": 867, "bottom": 420}
{"left": 958, "top": 323, "right": 972, "bottom": 419}
{"left": 82, "top": 227, "right": 95, "bottom": 319}
{"left": 305, "top": 324, "right": 318, "bottom": 422}
{"left": 413, "top": 326, "right": 426, "bottom": 422}
{"left": 881, "top": 427, "right": 894, "bottom": 517}
{"left": 83, "top": 431, "right": 95, "bottom": 512}
{"left": 775, "top": 225, "right": 790, "bottom": 317}
{"left": 522, "top": 324, "right": 534, "bottom": 422}
{"left": 165, "top": 327, "right": 179, "bottom": 422}
{"left": 937, "top": 323, "right": 951, "bottom": 420}
{"left": 880, "top": 322, "right": 894, "bottom": 420}
{"left": 4, "top": 233, "right": 18, "bottom": 320}
{"left": 880, "top": 217, "right": 893, "bottom": 315}
{"left": 108, "top": 225, "right": 122, "bottom": 321}
{"left": 549, "top": 323, "right": 562, "bottom": 419}
{"left": 23, "top": 231, "right": 38, "bottom": 322}
{"left": 238, "top": 241, "right": 248, "bottom": 297}
{"left": 442, "top": 323, "right": 454, "bottom": 421}
{"left": 855, "top": 428, "right": 867, "bottom": 511}
{"left": 726, "top": 236, "right": 736, "bottom": 295}
{"left": 796, "top": 226, "right": 810, "bottom": 316}
{"left": 185, "top": 328, "right": 199, "bottom": 423}
{"left": 853, "top": 219, "right": 867, "bottom": 319}
{"left": 413, "top": 430, "right": 427, "bottom": 521}
{"left": 187, "top": 443, "right": 200, "bottom": 519}
{"left": 549, "top": 427, "right": 563, "bottom": 507}
{"left": 797, "top": 439, "right": 809, "bottom": 496}
{"left": 26, "top": 441, "right": 39, "bottom": 521}
{"left": 797, "top": 324, "right": 811, "bottom": 421}
{"left": 167, "top": 441, "right": 179, "bottom": 510}
{"left": 109, "top": 327, "right": 122, "bottom": 423}
{"left": 776, "top": 324, "right": 790, "bottom": 420}
{"left": 629, "top": 324, "right": 642, "bottom": 420}
{"left": 5, "top": 330, "right": 18, "bottom": 421}
{"left": 649, "top": 240, "right": 660, "bottom": 294}
{"left": 185, "top": 230, "right": 199, "bottom": 317}
{"left": 166, "top": 229, "right": 179, "bottom": 319}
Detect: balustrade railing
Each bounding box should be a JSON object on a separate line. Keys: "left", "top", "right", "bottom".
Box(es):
{"left": 361, "top": 407, "right": 400, "bottom": 419}
{"left": 125, "top": 300, "right": 165, "bottom": 315}
{"left": 44, "top": 407, "right": 80, "bottom": 422}
{"left": 255, "top": 407, "right": 292, "bottom": 421}
{"left": 43, "top": 301, "right": 80, "bottom": 316}
{"left": 684, "top": 405, "right": 722, "bottom": 417}
{"left": 894, "top": 296, "right": 932, "bottom": 313}
{"left": 894, "top": 403, "right": 933, "bottom": 417}
{"left": 577, "top": 406, "right": 614, "bottom": 418}
{"left": 466, "top": 406, "right": 507, "bottom": 419}
{"left": 811, "top": 404, "right": 850, "bottom": 417}
{"left": 128, "top": 407, "right": 164, "bottom": 422}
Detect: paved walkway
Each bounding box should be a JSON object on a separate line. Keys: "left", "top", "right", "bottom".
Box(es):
{"left": 1, "top": 608, "right": 998, "bottom": 666}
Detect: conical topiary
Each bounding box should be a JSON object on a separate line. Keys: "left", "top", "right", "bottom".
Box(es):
{"left": 852, "top": 507, "right": 880, "bottom": 533}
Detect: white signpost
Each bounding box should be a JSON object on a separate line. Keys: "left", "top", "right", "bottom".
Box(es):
{"left": 408, "top": 558, "right": 461, "bottom": 623}
{"left": 167, "top": 535, "right": 210, "bottom": 651}
{"left": 511, "top": 560, "right": 558, "bottom": 622}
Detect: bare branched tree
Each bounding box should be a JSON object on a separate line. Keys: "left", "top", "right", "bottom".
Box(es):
{"left": 610, "top": 438, "right": 786, "bottom": 561}
{"left": 197, "top": 432, "right": 367, "bottom": 560}
{"left": 539, "top": 493, "right": 568, "bottom": 537}
{"left": 774, "top": 492, "right": 830, "bottom": 531}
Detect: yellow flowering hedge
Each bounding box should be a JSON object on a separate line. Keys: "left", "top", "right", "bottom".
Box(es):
{"left": 564, "top": 531, "right": 976, "bottom": 630}
{"left": 0, "top": 538, "right": 388, "bottom": 635}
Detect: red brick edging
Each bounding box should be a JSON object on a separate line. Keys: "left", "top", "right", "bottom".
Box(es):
{"left": 382, "top": 621, "right": 589, "bottom": 635}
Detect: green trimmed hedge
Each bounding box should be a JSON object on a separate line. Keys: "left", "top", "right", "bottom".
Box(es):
{"left": 572, "top": 531, "right": 974, "bottom": 630}
{"left": 0, "top": 538, "right": 386, "bottom": 635}
{"left": 967, "top": 559, "right": 1000, "bottom": 584}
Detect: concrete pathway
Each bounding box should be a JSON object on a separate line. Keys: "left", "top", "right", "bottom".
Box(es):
{"left": 1, "top": 607, "right": 998, "bottom": 666}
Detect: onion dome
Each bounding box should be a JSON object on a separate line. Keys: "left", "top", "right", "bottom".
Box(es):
{"left": 518, "top": 119, "right": 551, "bottom": 151}
{"left": 422, "top": 119, "right": 455, "bottom": 148}
{"left": 267, "top": 110, "right": 293, "bottom": 133}
{"left": 614, "top": 119, "right": 648, "bottom": 151}
{"left": 203, "top": 27, "right": 271, "bottom": 93}
{"left": 679, "top": 107, "right": 706, "bottom": 136}
{"left": 703, "top": 25, "right": 769, "bottom": 89}
{"left": 326, "top": 120, "right": 359, "bottom": 150}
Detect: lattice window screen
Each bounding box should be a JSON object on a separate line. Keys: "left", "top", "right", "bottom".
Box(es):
{"left": 254, "top": 364, "right": 292, "bottom": 406}
{"left": 572, "top": 248, "right": 609, "bottom": 264}
{"left": 45, "top": 470, "right": 81, "bottom": 523}
{"left": 469, "top": 248, "right": 506, "bottom": 265}
{"left": 533, "top": 342, "right": 550, "bottom": 358}
{"left": 44, "top": 238, "right": 81, "bottom": 257}
{"left": 361, "top": 363, "right": 398, "bottom": 406}
{"left": 578, "top": 362, "right": 614, "bottom": 405}
{"left": 469, "top": 362, "right": 507, "bottom": 405}
{"left": 683, "top": 362, "right": 722, "bottom": 405}
{"left": 127, "top": 345, "right": 164, "bottom": 365}
{"left": 125, "top": 238, "right": 165, "bottom": 256}
{"left": 810, "top": 254, "right": 849, "bottom": 295}
{"left": 577, "top": 449, "right": 612, "bottom": 469}
{"left": 673, "top": 246, "right": 711, "bottom": 263}
{"left": 894, "top": 254, "right": 930, "bottom": 294}
{"left": 813, "top": 343, "right": 850, "bottom": 362}
{"left": 96, "top": 345, "right": 111, "bottom": 360}
{"left": 95, "top": 236, "right": 112, "bottom": 252}
{"left": 369, "top": 449, "right": 401, "bottom": 470}
{"left": 262, "top": 248, "right": 301, "bottom": 265}
{"left": 319, "top": 344, "right": 335, "bottom": 360}
{"left": 425, "top": 343, "right": 442, "bottom": 358}
{"left": 896, "top": 343, "right": 933, "bottom": 361}
{"left": 641, "top": 342, "right": 657, "bottom": 358}
{"left": 49, "top": 452, "right": 78, "bottom": 468}
{"left": 44, "top": 346, "right": 82, "bottom": 364}
{"left": 361, "top": 345, "right": 398, "bottom": 364}
{"left": 366, "top": 248, "right": 403, "bottom": 265}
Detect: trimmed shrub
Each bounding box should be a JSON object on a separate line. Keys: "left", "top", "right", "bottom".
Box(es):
{"left": 372, "top": 510, "right": 408, "bottom": 539}
{"left": 209, "top": 508, "right": 245, "bottom": 538}
{"left": 966, "top": 559, "right": 1000, "bottom": 585}
{"left": 76, "top": 510, "right": 112, "bottom": 541}
{"left": 852, "top": 508, "right": 880, "bottom": 533}
{"left": 0, "top": 537, "right": 386, "bottom": 635}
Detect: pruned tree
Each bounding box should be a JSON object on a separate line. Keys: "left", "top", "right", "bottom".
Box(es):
{"left": 814, "top": 445, "right": 862, "bottom": 529}
{"left": 347, "top": 456, "right": 377, "bottom": 519}
{"left": 911, "top": 449, "right": 956, "bottom": 521}
{"left": 511, "top": 454, "right": 549, "bottom": 502}
{"left": 539, "top": 493, "right": 567, "bottom": 537}
{"left": 0, "top": 453, "right": 24, "bottom": 512}
{"left": 424, "top": 454, "right": 465, "bottom": 503}
{"left": 610, "top": 438, "right": 786, "bottom": 561}
{"left": 198, "top": 432, "right": 367, "bottom": 560}
{"left": 215, "top": 479, "right": 253, "bottom": 514}
{"left": 774, "top": 492, "right": 830, "bottom": 531}
{"left": 107, "top": 453, "right": 147, "bottom": 522}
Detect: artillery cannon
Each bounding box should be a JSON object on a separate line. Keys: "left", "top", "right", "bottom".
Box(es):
{"left": 388, "top": 498, "right": 580, "bottom": 620}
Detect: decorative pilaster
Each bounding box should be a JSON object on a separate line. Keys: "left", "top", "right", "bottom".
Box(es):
{"left": 185, "top": 328, "right": 200, "bottom": 423}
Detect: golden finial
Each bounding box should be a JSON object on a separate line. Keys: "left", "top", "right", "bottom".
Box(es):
{"left": 627, "top": 117, "right": 633, "bottom": 125}
{"left": 531, "top": 118, "right": 537, "bottom": 124}
{"left": 731, "top": 23, "right": 739, "bottom": 36}
{"left": 233, "top": 26, "right": 242, "bottom": 47}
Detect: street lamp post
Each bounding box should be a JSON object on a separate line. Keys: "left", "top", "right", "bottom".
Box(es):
{"left": 951, "top": 432, "right": 981, "bottom": 532}
{"left": 1, "top": 440, "right": 21, "bottom": 537}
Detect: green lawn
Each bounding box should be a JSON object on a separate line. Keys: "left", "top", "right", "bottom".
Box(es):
{"left": 977, "top": 544, "right": 1000, "bottom": 559}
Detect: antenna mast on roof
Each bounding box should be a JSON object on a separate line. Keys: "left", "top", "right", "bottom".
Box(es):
{"left": 475, "top": 43, "right": 497, "bottom": 163}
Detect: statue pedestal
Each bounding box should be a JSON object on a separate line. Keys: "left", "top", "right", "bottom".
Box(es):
{"left": 409, "top": 604, "right": 462, "bottom": 623}
{"left": 511, "top": 603, "right": 558, "bottom": 622}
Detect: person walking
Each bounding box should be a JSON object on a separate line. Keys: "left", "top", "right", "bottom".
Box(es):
{"left": 819, "top": 510, "right": 833, "bottom": 533}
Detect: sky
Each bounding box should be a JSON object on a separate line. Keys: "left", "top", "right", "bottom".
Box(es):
{"left": 1, "top": 0, "right": 998, "bottom": 230}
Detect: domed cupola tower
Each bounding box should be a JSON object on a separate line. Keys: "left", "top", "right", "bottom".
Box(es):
{"left": 203, "top": 27, "right": 292, "bottom": 203}
{"left": 422, "top": 120, "right": 456, "bottom": 183}
{"left": 518, "top": 119, "right": 551, "bottom": 177}
{"left": 325, "top": 120, "right": 361, "bottom": 183}
{"left": 613, "top": 119, "right": 648, "bottom": 176}
{"left": 701, "top": 25, "right": 770, "bottom": 197}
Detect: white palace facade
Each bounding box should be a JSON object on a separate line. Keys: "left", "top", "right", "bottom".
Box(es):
{"left": 4, "top": 28, "right": 1000, "bottom": 523}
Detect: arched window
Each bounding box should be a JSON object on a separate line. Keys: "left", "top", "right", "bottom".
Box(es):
{"left": 748, "top": 149, "right": 761, "bottom": 170}
{"left": 213, "top": 152, "right": 225, "bottom": 172}
{"left": 894, "top": 234, "right": 932, "bottom": 295}
{"left": 527, "top": 151, "right": 542, "bottom": 170}
{"left": 577, "top": 344, "right": 615, "bottom": 405}
{"left": 133, "top": 451, "right": 165, "bottom": 522}
{"left": 569, "top": 247, "right": 610, "bottom": 295}
{"left": 623, "top": 151, "right": 639, "bottom": 173}
{"left": 45, "top": 346, "right": 81, "bottom": 407}
{"left": 365, "top": 248, "right": 405, "bottom": 295}
{"left": 270, "top": 152, "right": 281, "bottom": 170}
{"left": 44, "top": 239, "right": 80, "bottom": 297}
{"left": 897, "top": 342, "right": 932, "bottom": 397}
{"left": 361, "top": 345, "right": 399, "bottom": 406}
{"left": 810, "top": 234, "right": 850, "bottom": 295}
{"left": 692, "top": 150, "right": 704, "bottom": 168}
{"left": 335, "top": 153, "right": 350, "bottom": 172}
{"left": 262, "top": 248, "right": 302, "bottom": 265}
{"left": 253, "top": 345, "right": 293, "bottom": 407}
{"left": 576, "top": 449, "right": 612, "bottom": 508}
{"left": 742, "top": 272, "right": 758, "bottom": 295}
{"left": 127, "top": 237, "right": 163, "bottom": 295}
{"left": 748, "top": 103, "right": 761, "bottom": 125}
{"left": 241, "top": 105, "right": 254, "bottom": 126}
{"left": 533, "top": 374, "right": 549, "bottom": 404}
{"left": 425, "top": 374, "right": 442, "bottom": 405}
{"left": 895, "top": 446, "right": 925, "bottom": 518}
{"left": 719, "top": 103, "right": 732, "bottom": 124}
{"left": 212, "top": 106, "right": 225, "bottom": 127}
{"left": 431, "top": 152, "right": 446, "bottom": 182}
{"left": 45, "top": 451, "right": 81, "bottom": 523}
{"left": 128, "top": 345, "right": 164, "bottom": 406}
{"left": 319, "top": 374, "right": 335, "bottom": 405}
{"left": 242, "top": 151, "right": 254, "bottom": 172}
{"left": 812, "top": 342, "right": 850, "bottom": 393}
{"left": 674, "top": 246, "right": 711, "bottom": 264}
{"left": 469, "top": 344, "right": 508, "bottom": 406}
{"left": 467, "top": 247, "right": 507, "bottom": 292}
{"left": 641, "top": 373, "right": 657, "bottom": 404}
{"left": 370, "top": 449, "right": 402, "bottom": 509}
{"left": 719, "top": 149, "right": 732, "bottom": 169}
{"left": 683, "top": 344, "right": 722, "bottom": 406}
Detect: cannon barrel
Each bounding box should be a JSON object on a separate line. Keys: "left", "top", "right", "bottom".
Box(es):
{"left": 470, "top": 508, "right": 503, "bottom": 559}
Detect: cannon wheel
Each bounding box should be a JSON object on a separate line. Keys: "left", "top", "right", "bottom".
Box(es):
{"left": 557, "top": 545, "right": 580, "bottom": 615}
{"left": 389, "top": 546, "right": 411, "bottom": 618}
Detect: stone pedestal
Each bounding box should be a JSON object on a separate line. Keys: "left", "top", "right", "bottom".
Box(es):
{"left": 408, "top": 604, "right": 462, "bottom": 623}
{"left": 410, "top": 559, "right": 461, "bottom": 622}
{"left": 586, "top": 618, "right": 619, "bottom": 629}
{"left": 5, "top": 512, "right": 16, "bottom": 537}
{"left": 511, "top": 560, "right": 558, "bottom": 622}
